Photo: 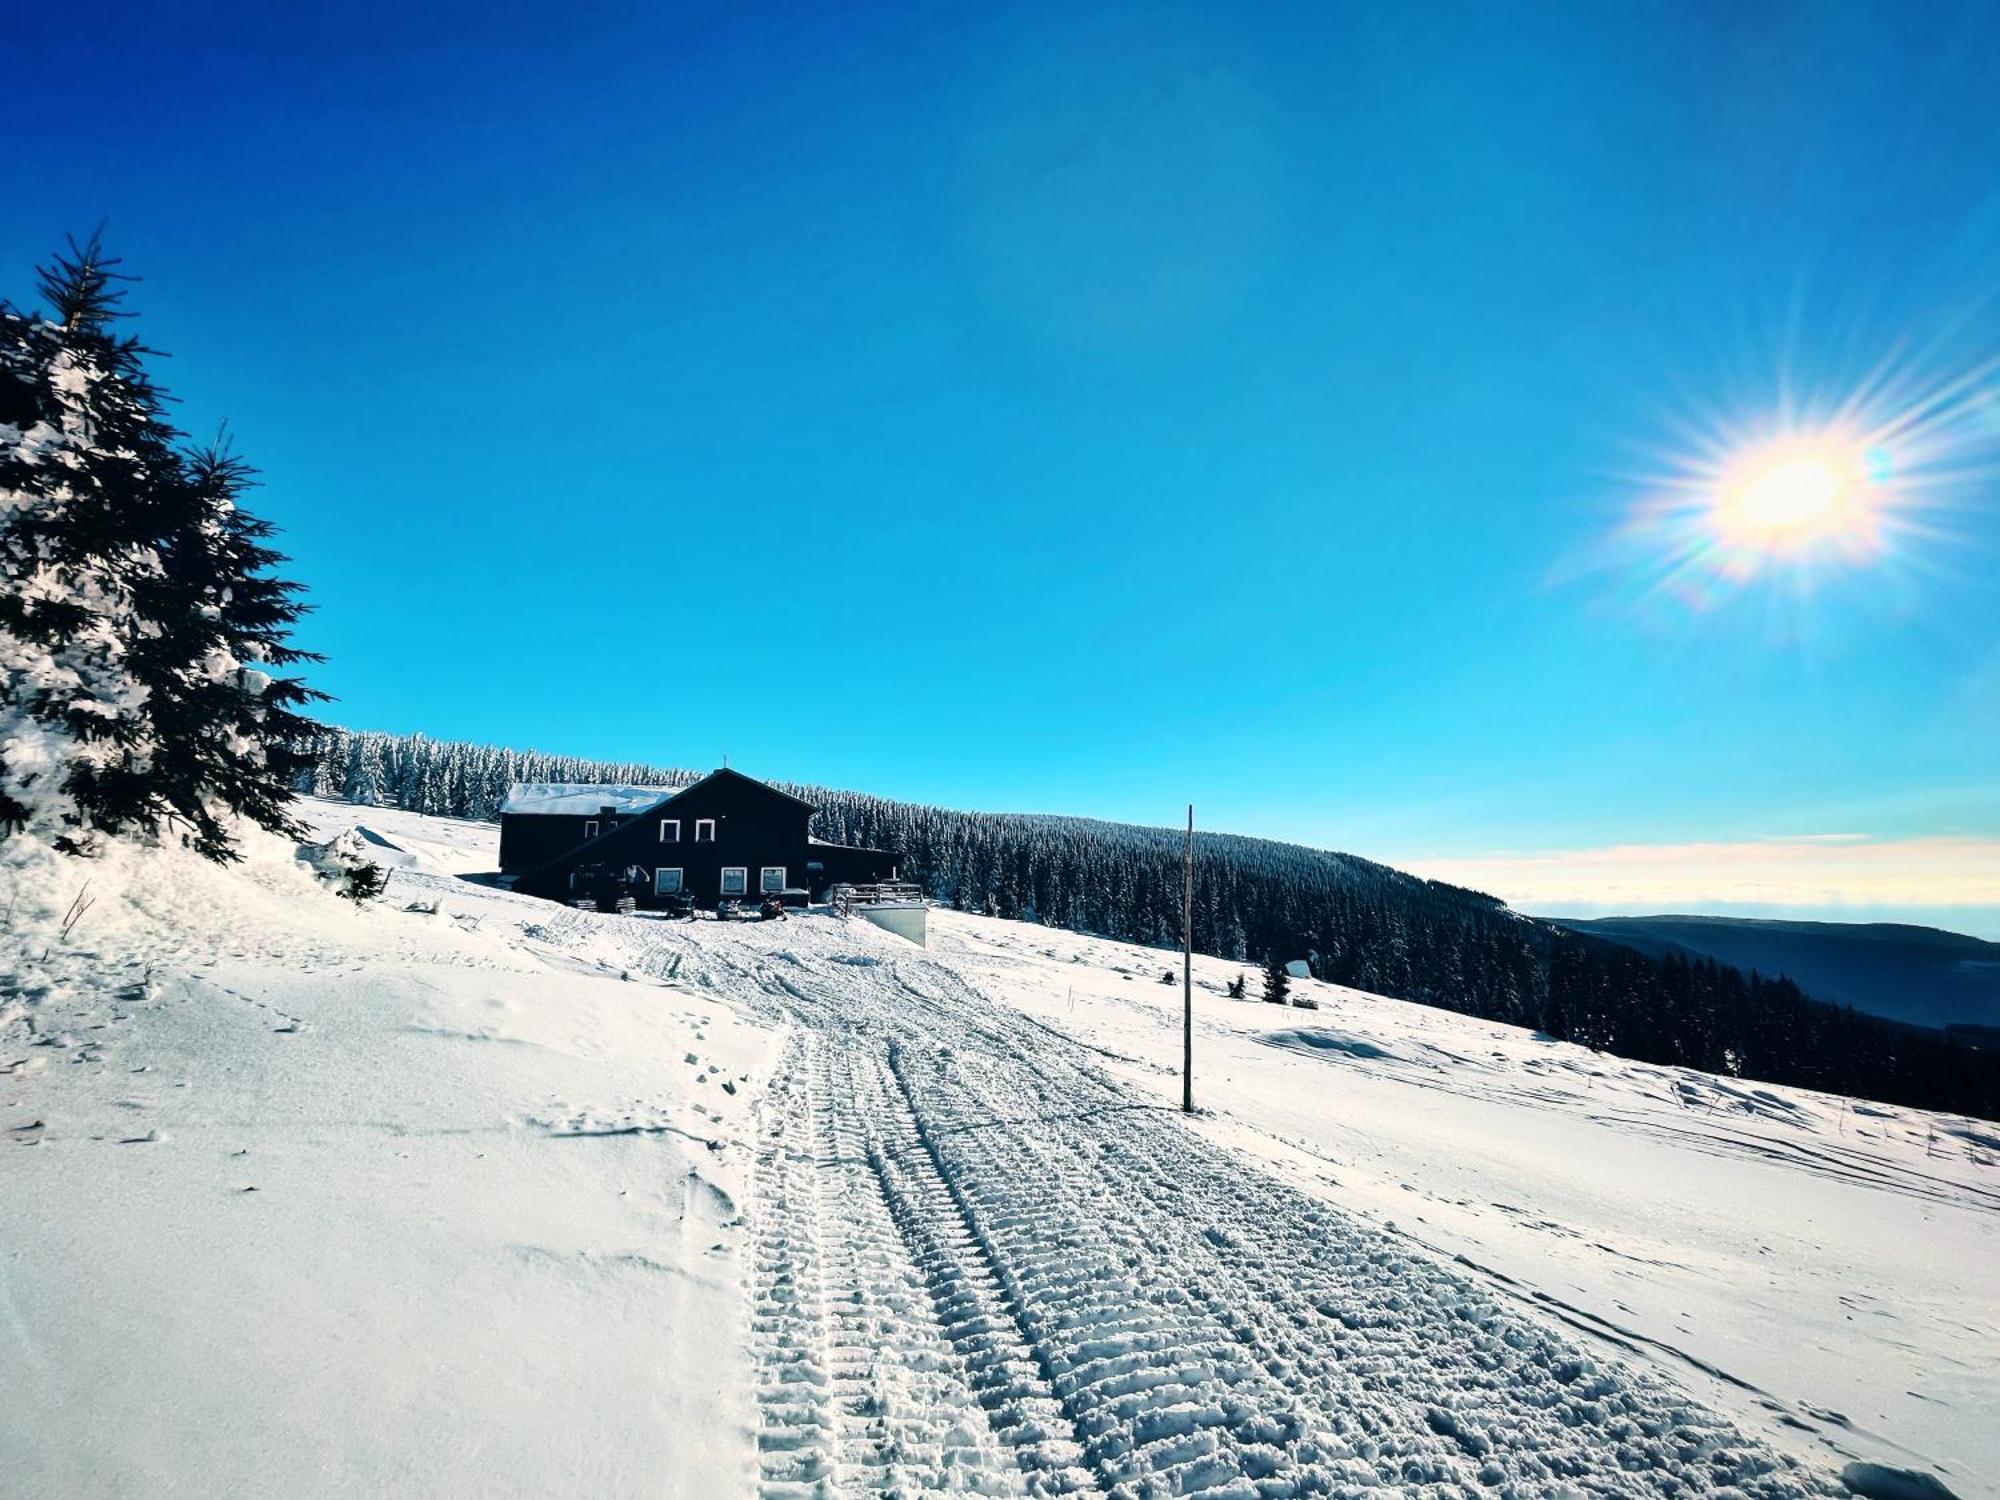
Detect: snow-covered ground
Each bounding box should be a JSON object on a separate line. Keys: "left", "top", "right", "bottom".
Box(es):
{"left": 4, "top": 799, "right": 1992, "bottom": 1498}
{"left": 931, "top": 914, "right": 2000, "bottom": 1497}
{"left": 3, "top": 805, "right": 778, "bottom": 1498}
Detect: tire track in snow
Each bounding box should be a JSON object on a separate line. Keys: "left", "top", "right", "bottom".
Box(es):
{"left": 750, "top": 1034, "right": 837, "bottom": 1498}
{"left": 813, "top": 1035, "right": 1035, "bottom": 1495}
{"left": 710, "top": 922, "right": 1839, "bottom": 1497}
{"left": 849, "top": 1044, "right": 1097, "bottom": 1493}
{"left": 927, "top": 1044, "right": 1506, "bottom": 1485}
{"left": 750, "top": 1026, "right": 1038, "bottom": 1497}
{"left": 885, "top": 1040, "right": 1330, "bottom": 1496}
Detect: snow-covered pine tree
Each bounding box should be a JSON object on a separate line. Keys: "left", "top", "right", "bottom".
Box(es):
{"left": 345, "top": 734, "right": 385, "bottom": 805}
{"left": 309, "top": 725, "right": 350, "bottom": 797}
{"left": 1, "top": 237, "right": 180, "bottom": 844}
{"left": 0, "top": 236, "right": 322, "bottom": 860}
{"left": 1261, "top": 950, "right": 1290, "bottom": 1005}
{"left": 139, "top": 446, "right": 324, "bottom": 857}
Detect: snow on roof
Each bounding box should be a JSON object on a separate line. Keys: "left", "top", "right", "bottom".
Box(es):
{"left": 500, "top": 783, "right": 678, "bottom": 816}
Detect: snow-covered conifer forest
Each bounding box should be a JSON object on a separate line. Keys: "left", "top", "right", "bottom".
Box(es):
{"left": 296, "top": 726, "right": 2000, "bottom": 1121}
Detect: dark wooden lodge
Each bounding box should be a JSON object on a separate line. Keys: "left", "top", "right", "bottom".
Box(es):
{"left": 503, "top": 768, "right": 895, "bottom": 910}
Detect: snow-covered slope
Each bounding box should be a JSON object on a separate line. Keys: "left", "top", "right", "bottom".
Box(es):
{"left": 5, "top": 800, "right": 1991, "bottom": 1498}
{"left": 933, "top": 914, "right": 1999, "bottom": 1496}
{"left": 3, "top": 811, "right": 778, "bottom": 1498}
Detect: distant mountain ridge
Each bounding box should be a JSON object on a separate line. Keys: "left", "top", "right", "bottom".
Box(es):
{"left": 1547, "top": 915, "right": 2000, "bottom": 1033}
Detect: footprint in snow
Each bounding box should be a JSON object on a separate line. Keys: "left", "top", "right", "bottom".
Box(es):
{"left": 681, "top": 1171, "right": 736, "bottom": 1225}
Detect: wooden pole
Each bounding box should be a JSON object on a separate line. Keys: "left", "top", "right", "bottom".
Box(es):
{"left": 1183, "top": 803, "right": 1194, "bottom": 1114}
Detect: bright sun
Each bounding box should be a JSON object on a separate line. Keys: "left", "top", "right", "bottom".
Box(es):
{"left": 1710, "top": 436, "right": 1877, "bottom": 558}
{"left": 1607, "top": 339, "right": 2000, "bottom": 617}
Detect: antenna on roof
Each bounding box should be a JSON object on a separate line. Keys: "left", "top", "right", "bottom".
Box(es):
{"left": 723, "top": 752, "right": 729, "bottom": 769}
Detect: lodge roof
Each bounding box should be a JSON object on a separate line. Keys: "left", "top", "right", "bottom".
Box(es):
{"left": 500, "top": 782, "right": 684, "bottom": 816}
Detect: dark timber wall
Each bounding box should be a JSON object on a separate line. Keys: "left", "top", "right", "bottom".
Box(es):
{"left": 500, "top": 805, "right": 647, "bottom": 873}
{"left": 511, "top": 769, "right": 894, "bottom": 909}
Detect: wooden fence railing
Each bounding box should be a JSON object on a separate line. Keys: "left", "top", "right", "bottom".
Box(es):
{"left": 828, "top": 880, "right": 928, "bottom": 913}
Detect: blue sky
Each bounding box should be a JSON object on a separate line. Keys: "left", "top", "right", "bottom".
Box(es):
{"left": 6, "top": 1, "right": 1998, "bottom": 929}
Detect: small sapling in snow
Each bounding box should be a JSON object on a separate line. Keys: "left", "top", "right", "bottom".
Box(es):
{"left": 343, "top": 862, "right": 386, "bottom": 903}
{"left": 1262, "top": 951, "right": 1290, "bottom": 1006}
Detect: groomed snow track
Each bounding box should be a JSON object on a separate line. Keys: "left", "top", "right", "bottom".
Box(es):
{"left": 674, "top": 919, "right": 1836, "bottom": 1498}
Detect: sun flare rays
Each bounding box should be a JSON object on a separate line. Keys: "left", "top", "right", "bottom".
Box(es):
{"left": 1598, "top": 339, "right": 2000, "bottom": 624}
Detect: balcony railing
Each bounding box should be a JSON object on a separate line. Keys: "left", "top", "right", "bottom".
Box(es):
{"left": 828, "top": 880, "right": 928, "bottom": 912}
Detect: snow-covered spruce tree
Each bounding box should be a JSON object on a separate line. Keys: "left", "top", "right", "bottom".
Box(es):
{"left": 1261, "top": 950, "right": 1290, "bottom": 1006}
{"left": 132, "top": 445, "right": 325, "bottom": 857}
{"left": 0, "top": 236, "right": 322, "bottom": 860}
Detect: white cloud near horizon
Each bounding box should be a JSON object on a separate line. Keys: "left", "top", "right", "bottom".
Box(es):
{"left": 1398, "top": 834, "right": 2000, "bottom": 936}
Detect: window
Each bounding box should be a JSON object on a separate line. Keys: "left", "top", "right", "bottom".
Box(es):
{"left": 654, "top": 868, "right": 683, "bottom": 895}
{"left": 695, "top": 818, "right": 717, "bottom": 843}
{"left": 583, "top": 820, "right": 599, "bottom": 839}
{"left": 719, "top": 867, "right": 748, "bottom": 896}
{"left": 658, "top": 819, "right": 680, "bottom": 843}
{"left": 760, "top": 866, "right": 786, "bottom": 894}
